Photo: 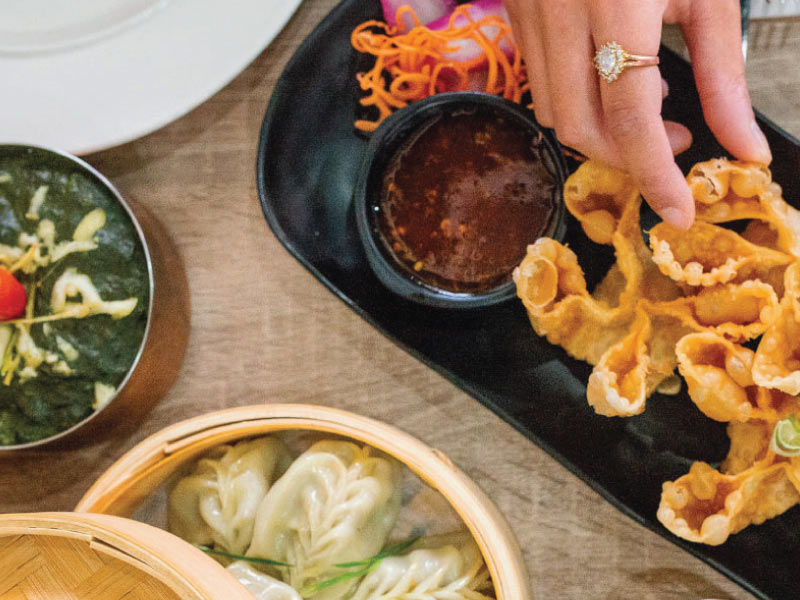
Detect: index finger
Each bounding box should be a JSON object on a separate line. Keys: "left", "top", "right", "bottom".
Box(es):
{"left": 591, "top": 0, "right": 694, "bottom": 229}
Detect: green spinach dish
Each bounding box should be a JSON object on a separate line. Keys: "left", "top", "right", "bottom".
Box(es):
{"left": 0, "top": 148, "right": 150, "bottom": 445}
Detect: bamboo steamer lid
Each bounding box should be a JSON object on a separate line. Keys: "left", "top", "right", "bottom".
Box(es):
{"left": 0, "top": 512, "right": 253, "bottom": 600}
{"left": 76, "top": 403, "right": 531, "bottom": 600}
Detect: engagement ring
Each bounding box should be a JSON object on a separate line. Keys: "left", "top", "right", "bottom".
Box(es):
{"left": 594, "top": 41, "right": 660, "bottom": 83}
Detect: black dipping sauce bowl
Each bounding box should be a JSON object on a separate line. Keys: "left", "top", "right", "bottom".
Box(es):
{"left": 354, "top": 92, "right": 567, "bottom": 309}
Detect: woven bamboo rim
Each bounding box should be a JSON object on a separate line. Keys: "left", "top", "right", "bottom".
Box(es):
{"left": 76, "top": 403, "right": 531, "bottom": 599}
{"left": 0, "top": 512, "right": 253, "bottom": 599}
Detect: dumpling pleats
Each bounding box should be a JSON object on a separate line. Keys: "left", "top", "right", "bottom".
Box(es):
{"left": 247, "top": 440, "right": 403, "bottom": 600}
{"left": 226, "top": 561, "right": 302, "bottom": 600}
{"left": 349, "top": 533, "right": 493, "bottom": 600}
{"left": 168, "top": 437, "right": 293, "bottom": 554}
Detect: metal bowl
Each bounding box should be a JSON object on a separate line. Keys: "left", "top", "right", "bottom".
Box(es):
{"left": 353, "top": 92, "right": 567, "bottom": 309}
{"left": 0, "top": 144, "right": 190, "bottom": 452}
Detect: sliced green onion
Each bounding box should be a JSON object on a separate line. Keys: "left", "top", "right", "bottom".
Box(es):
{"left": 771, "top": 414, "right": 800, "bottom": 457}
{"left": 196, "top": 545, "right": 292, "bottom": 567}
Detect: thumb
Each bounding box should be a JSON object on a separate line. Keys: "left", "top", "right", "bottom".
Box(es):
{"left": 682, "top": 0, "right": 771, "bottom": 164}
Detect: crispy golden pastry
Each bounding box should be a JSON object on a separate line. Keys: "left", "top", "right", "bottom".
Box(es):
{"left": 565, "top": 162, "right": 681, "bottom": 306}
{"left": 517, "top": 157, "right": 800, "bottom": 545}
{"left": 585, "top": 309, "right": 690, "bottom": 417}
{"left": 657, "top": 457, "right": 799, "bottom": 545}
{"left": 753, "top": 263, "right": 800, "bottom": 394}
{"left": 518, "top": 311, "right": 679, "bottom": 421}
{"left": 563, "top": 160, "right": 639, "bottom": 246}
{"left": 591, "top": 262, "right": 626, "bottom": 306}
{"left": 786, "top": 259, "right": 800, "bottom": 318}
{"left": 649, "top": 222, "right": 792, "bottom": 287}
{"left": 515, "top": 162, "right": 681, "bottom": 371}
{"left": 688, "top": 159, "right": 800, "bottom": 257}
{"left": 675, "top": 333, "right": 799, "bottom": 423}
{"left": 660, "top": 416, "right": 800, "bottom": 545}
{"left": 737, "top": 221, "right": 791, "bottom": 295}
{"left": 676, "top": 332, "right": 762, "bottom": 422}
{"left": 587, "top": 309, "right": 651, "bottom": 417}
{"left": 784, "top": 455, "right": 800, "bottom": 494}
{"left": 645, "top": 280, "right": 780, "bottom": 341}
{"left": 723, "top": 420, "right": 773, "bottom": 475}
{"left": 688, "top": 159, "right": 772, "bottom": 210}
{"left": 646, "top": 314, "right": 694, "bottom": 380}
{"left": 514, "top": 238, "right": 633, "bottom": 365}
{"left": 742, "top": 220, "right": 782, "bottom": 251}
{"left": 564, "top": 161, "right": 676, "bottom": 306}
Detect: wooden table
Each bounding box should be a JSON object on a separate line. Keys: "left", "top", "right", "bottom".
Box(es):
{"left": 2, "top": 3, "right": 798, "bottom": 598}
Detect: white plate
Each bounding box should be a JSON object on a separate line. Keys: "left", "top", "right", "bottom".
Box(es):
{"left": 1, "top": 0, "right": 303, "bottom": 154}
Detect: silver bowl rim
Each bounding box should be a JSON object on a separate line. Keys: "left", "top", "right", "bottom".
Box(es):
{"left": 0, "top": 143, "right": 155, "bottom": 451}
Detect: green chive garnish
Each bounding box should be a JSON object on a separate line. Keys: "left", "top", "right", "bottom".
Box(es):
{"left": 197, "top": 545, "right": 292, "bottom": 567}
{"left": 333, "top": 536, "right": 420, "bottom": 568}
{"left": 300, "top": 536, "right": 420, "bottom": 596}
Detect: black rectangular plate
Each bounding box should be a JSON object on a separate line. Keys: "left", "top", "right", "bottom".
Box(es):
{"left": 257, "top": 1, "right": 800, "bottom": 597}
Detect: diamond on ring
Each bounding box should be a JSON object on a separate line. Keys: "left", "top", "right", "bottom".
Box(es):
{"left": 594, "top": 41, "right": 660, "bottom": 83}
{"left": 594, "top": 42, "right": 626, "bottom": 82}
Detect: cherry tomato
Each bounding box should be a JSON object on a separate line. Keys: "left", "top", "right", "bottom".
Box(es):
{"left": 0, "top": 267, "right": 27, "bottom": 320}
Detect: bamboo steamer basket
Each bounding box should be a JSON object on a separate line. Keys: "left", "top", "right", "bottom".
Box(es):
{"left": 76, "top": 403, "right": 531, "bottom": 600}
{"left": 0, "top": 512, "right": 253, "bottom": 599}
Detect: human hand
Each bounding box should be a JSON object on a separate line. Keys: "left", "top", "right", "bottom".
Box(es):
{"left": 503, "top": 0, "right": 773, "bottom": 229}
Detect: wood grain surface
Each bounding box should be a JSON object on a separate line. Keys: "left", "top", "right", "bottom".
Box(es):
{"left": 1, "top": 2, "right": 798, "bottom": 598}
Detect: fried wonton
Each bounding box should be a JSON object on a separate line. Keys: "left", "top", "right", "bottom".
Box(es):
{"left": 723, "top": 420, "right": 773, "bottom": 475}
{"left": 586, "top": 309, "right": 691, "bottom": 417}
{"left": 657, "top": 457, "right": 799, "bottom": 545}
{"left": 515, "top": 157, "right": 800, "bottom": 544}
{"left": 566, "top": 162, "right": 681, "bottom": 305}
{"left": 742, "top": 220, "right": 782, "bottom": 251}
{"left": 675, "top": 333, "right": 798, "bottom": 423}
{"left": 517, "top": 158, "right": 793, "bottom": 420}
{"left": 688, "top": 159, "right": 800, "bottom": 257}
{"left": 516, "top": 162, "right": 684, "bottom": 368}
{"left": 676, "top": 332, "right": 761, "bottom": 422}
{"left": 659, "top": 415, "right": 800, "bottom": 545}
{"left": 587, "top": 309, "right": 651, "bottom": 417}
{"left": 645, "top": 280, "right": 780, "bottom": 342}
{"left": 784, "top": 455, "right": 800, "bottom": 496}
{"left": 649, "top": 221, "right": 792, "bottom": 287}
{"left": 514, "top": 238, "right": 634, "bottom": 365}
{"left": 753, "top": 263, "right": 800, "bottom": 394}
{"left": 563, "top": 160, "right": 640, "bottom": 246}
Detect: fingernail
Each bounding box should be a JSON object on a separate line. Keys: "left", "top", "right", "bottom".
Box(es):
{"left": 751, "top": 120, "right": 772, "bottom": 164}
{"left": 660, "top": 207, "right": 691, "bottom": 230}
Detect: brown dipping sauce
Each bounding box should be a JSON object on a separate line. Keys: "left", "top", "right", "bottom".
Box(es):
{"left": 377, "top": 110, "right": 557, "bottom": 293}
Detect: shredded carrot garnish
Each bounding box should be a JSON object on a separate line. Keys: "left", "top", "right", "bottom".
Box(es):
{"left": 351, "top": 5, "right": 528, "bottom": 132}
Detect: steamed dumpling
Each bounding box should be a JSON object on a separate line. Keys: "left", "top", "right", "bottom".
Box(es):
{"left": 226, "top": 561, "right": 302, "bottom": 600}
{"left": 247, "top": 440, "right": 403, "bottom": 599}
{"left": 168, "top": 437, "right": 293, "bottom": 554}
{"left": 350, "top": 532, "right": 495, "bottom": 600}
